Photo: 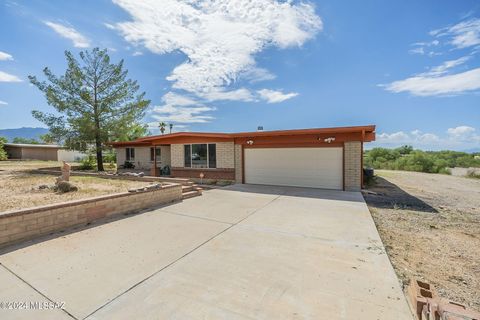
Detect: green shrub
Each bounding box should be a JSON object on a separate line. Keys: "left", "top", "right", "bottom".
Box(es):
{"left": 0, "top": 136, "right": 7, "bottom": 160}
{"left": 79, "top": 156, "right": 96, "bottom": 170}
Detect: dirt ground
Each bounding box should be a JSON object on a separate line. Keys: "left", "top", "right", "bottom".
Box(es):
{"left": 363, "top": 170, "right": 480, "bottom": 310}
{"left": 0, "top": 161, "right": 150, "bottom": 212}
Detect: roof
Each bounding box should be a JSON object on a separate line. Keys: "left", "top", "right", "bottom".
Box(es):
{"left": 4, "top": 143, "right": 62, "bottom": 149}
{"left": 109, "top": 125, "right": 376, "bottom": 147}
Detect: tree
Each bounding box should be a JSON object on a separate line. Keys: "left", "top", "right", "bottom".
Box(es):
{"left": 12, "top": 137, "right": 40, "bottom": 144}
{"left": 0, "top": 137, "right": 7, "bottom": 160}
{"left": 29, "top": 48, "right": 150, "bottom": 171}
{"left": 159, "top": 122, "right": 167, "bottom": 135}
{"left": 39, "top": 133, "right": 58, "bottom": 144}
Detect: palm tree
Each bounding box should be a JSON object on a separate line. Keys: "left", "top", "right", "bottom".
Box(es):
{"left": 169, "top": 123, "right": 173, "bottom": 134}
{"left": 159, "top": 122, "right": 167, "bottom": 135}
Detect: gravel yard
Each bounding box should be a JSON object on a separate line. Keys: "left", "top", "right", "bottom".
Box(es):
{"left": 0, "top": 161, "right": 150, "bottom": 213}
{"left": 364, "top": 170, "right": 480, "bottom": 310}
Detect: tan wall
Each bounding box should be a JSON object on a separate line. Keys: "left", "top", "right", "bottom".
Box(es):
{"left": 6, "top": 146, "right": 58, "bottom": 161}
{"left": 171, "top": 144, "right": 184, "bottom": 167}
{"left": 344, "top": 141, "right": 362, "bottom": 191}
{"left": 5, "top": 146, "right": 22, "bottom": 159}
{"left": 234, "top": 144, "right": 242, "bottom": 183}
{"left": 171, "top": 142, "right": 234, "bottom": 169}
{"left": 116, "top": 146, "right": 171, "bottom": 170}
{"left": 0, "top": 184, "right": 182, "bottom": 248}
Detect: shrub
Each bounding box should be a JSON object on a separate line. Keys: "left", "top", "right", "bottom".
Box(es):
{"left": 0, "top": 136, "right": 7, "bottom": 160}
{"left": 123, "top": 161, "right": 135, "bottom": 169}
{"left": 79, "top": 156, "right": 96, "bottom": 170}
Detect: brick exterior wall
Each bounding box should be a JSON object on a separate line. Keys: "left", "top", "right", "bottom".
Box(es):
{"left": 216, "top": 142, "right": 235, "bottom": 168}
{"left": 344, "top": 141, "right": 362, "bottom": 191}
{"left": 171, "top": 168, "right": 235, "bottom": 180}
{"left": 0, "top": 184, "right": 182, "bottom": 248}
{"left": 171, "top": 144, "right": 184, "bottom": 167}
{"left": 234, "top": 144, "right": 242, "bottom": 183}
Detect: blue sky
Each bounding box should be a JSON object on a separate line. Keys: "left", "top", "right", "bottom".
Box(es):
{"left": 0, "top": 0, "right": 479, "bottom": 151}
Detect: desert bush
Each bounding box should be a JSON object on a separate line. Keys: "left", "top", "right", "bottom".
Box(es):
{"left": 364, "top": 146, "right": 480, "bottom": 174}
{"left": 79, "top": 155, "right": 96, "bottom": 170}
{"left": 0, "top": 136, "right": 7, "bottom": 160}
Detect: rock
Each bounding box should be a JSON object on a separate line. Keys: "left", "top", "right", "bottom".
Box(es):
{"left": 138, "top": 172, "right": 145, "bottom": 177}
{"left": 38, "top": 184, "right": 49, "bottom": 190}
{"left": 55, "top": 181, "right": 78, "bottom": 193}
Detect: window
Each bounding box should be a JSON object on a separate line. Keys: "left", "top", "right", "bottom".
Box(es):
{"left": 126, "top": 148, "right": 135, "bottom": 161}
{"left": 208, "top": 144, "right": 216, "bottom": 168}
{"left": 184, "top": 144, "right": 216, "bottom": 168}
{"left": 150, "top": 147, "right": 161, "bottom": 161}
{"left": 184, "top": 145, "right": 191, "bottom": 168}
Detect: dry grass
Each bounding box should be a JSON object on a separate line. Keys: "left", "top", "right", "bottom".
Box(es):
{"left": 0, "top": 161, "right": 150, "bottom": 212}
{"left": 364, "top": 170, "right": 480, "bottom": 311}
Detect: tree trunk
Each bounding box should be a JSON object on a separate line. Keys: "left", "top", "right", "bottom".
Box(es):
{"left": 95, "top": 136, "right": 104, "bottom": 171}
{"left": 93, "top": 83, "right": 104, "bottom": 171}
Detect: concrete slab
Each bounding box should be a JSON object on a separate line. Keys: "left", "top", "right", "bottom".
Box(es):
{"left": 0, "top": 209, "right": 229, "bottom": 319}
{"left": 0, "top": 184, "right": 413, "bottom": 320}
{"left": 0, "top": 265, "right": 70, "bottom": 320}
{"left": 87, "top": 226, "right": 411, "bottom": 320}
{"left": 161, "top": 187, "right": 279, "bottom": 224}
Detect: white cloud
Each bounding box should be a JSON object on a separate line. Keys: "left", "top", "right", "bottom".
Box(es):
{"left": 373, "top": 126, "right": 480, "bottom": 150}
{"left": 44, "top": 21, "right": 90, "bottom": 48}
{"left": 384, "top": 67, "right": 480, "bottom": 96}
{"left": 431, "top": 18, "right": 480, "bottom": 49}
{"left": 111, "top": 0, "right": 321, "bottom": 100}
{"left": 387, "top": 17, "right": 480, "bottom": 97}
{"left": 0, "top": 100, "right": 8, "bottom": 105}
{"left": 0, "top": 51, "right": 13, "bottom": 61}
{"left": 0, "top": 70, "right": 22, "bottom": 82}
{"left": 240, "top": 67, "right": 276, "bottom": 83}
{"left": 151, "top": 92, "right": 216, "bottom": 123}
{"left": 447, "top": 125, "right": 476, "bottom": 140}
{"left": 201, "top": 88, "right": 254, "bottom": 102}
{"left": 132, "top": 51, "right": 143, "bottom": 56}
{"left": 257, "top": 89, "right": 298, "bottom": 103}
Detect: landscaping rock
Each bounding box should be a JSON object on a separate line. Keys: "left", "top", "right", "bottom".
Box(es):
{"left": 55, "top": 181, "right": 78, "bottom": 193}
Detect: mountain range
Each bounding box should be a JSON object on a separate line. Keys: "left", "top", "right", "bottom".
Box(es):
{"left": 0, "top": 127, "right": 49, "bottom": 142}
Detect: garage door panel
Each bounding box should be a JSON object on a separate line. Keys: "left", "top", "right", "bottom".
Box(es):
{"left": 245, "top": 148, "right": 343, "bottom": 190}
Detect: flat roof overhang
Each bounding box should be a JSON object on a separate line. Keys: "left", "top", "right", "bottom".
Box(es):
{"left": 108, "top": 125, "right": 375, "bottom": 147}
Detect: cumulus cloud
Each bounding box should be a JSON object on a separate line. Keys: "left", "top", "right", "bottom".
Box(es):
{"left": 151, "top": 92, "right": 216, "bottom": 123}
{"left": 385, "top": 17, "right": 480, "bottom": 97}
{"left": 374, "top": 126, "right": 480, "bottom": 150}
{"left": 44, "top": 21, "right": 90, "bottom": 48}
{"left": 111, "top": 0, "right": 321, "bottom": 100}
{"left": 0, "top": 51, "right": 13, "bottom": 61}
{"left": 0, "top": 70, "right": 22, "bottom": 82}
{"left": 257, "top": 89, "right": 298, "bottom": 103}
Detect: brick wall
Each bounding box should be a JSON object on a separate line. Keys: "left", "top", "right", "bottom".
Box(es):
{"left": 171, "top": 144, "right": 184, "bottom": 167}
{"left": 344, "top": 141, "right": 362, "bottom": 191}
{"left": 0, "top": 184, "right": 182, "bottom": 248}
{"left": 234, "top": 144, "right": 242, "bottom": 183}
{"left": 171, "top": 168, "right": 235, "bottom": 180}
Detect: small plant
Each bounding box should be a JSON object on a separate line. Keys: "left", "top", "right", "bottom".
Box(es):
{"left": 79, "top": 156, "right": 96, "bottom": 170}
{"left": 123, "top": 161, "right": 135, "bottom": 169}
{"left": 466, "top": 170, "right": 480, "bottom": 179}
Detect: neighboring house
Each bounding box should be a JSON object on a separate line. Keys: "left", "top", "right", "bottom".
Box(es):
{"left": 110, "top": 125, "right": 376, "bottom": 191}
{"left": 4, "top": 143, "right": 87, "bottom": 162}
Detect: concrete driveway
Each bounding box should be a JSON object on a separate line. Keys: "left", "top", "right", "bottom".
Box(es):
{"left": 0, "top": 185, "right": 413, "bottom": 320}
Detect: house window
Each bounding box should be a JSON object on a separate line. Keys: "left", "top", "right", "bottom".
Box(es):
{"left": 126, "top": 148, "right": 135, "bottom": 161}
{"left": 184, "top": 144, "right": 216, "bottom": 168}
{"left": 150, "top": 147, "right": 161, "bottom": 161}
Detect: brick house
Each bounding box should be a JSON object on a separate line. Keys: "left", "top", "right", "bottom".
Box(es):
{"left": 110, "top": 125, "right": 375, "bottom": 191}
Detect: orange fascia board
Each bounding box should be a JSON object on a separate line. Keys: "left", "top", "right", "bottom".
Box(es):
{"left": 108, "top": 125, "right": 376, "bottom": 146}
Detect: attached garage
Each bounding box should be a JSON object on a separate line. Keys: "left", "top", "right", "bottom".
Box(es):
{"left": 244, "top": 147, "right": 343, "bottom": 190}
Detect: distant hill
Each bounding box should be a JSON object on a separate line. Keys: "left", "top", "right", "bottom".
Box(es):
{"left": 0, "top": 127, "right": 49, "bottom": 142}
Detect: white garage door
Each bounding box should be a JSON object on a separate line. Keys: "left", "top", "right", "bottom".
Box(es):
{"left": 245, "top": 147, "right": 343, "bottom": 190}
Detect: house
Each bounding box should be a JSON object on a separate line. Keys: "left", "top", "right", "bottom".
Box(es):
{"left": 4, "top": 143, "right": 87, "bottom": 162}
{"left": 110, "top": 125, "right": 376, "bottom": 191}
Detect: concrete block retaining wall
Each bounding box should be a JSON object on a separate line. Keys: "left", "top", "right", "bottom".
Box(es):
{"left": 0, "top": 183, "right": 182, "bottom": 248}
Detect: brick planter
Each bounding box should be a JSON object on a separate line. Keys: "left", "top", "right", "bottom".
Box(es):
{"left": 0, "top": 183, "right": 182, "bottom": 248}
